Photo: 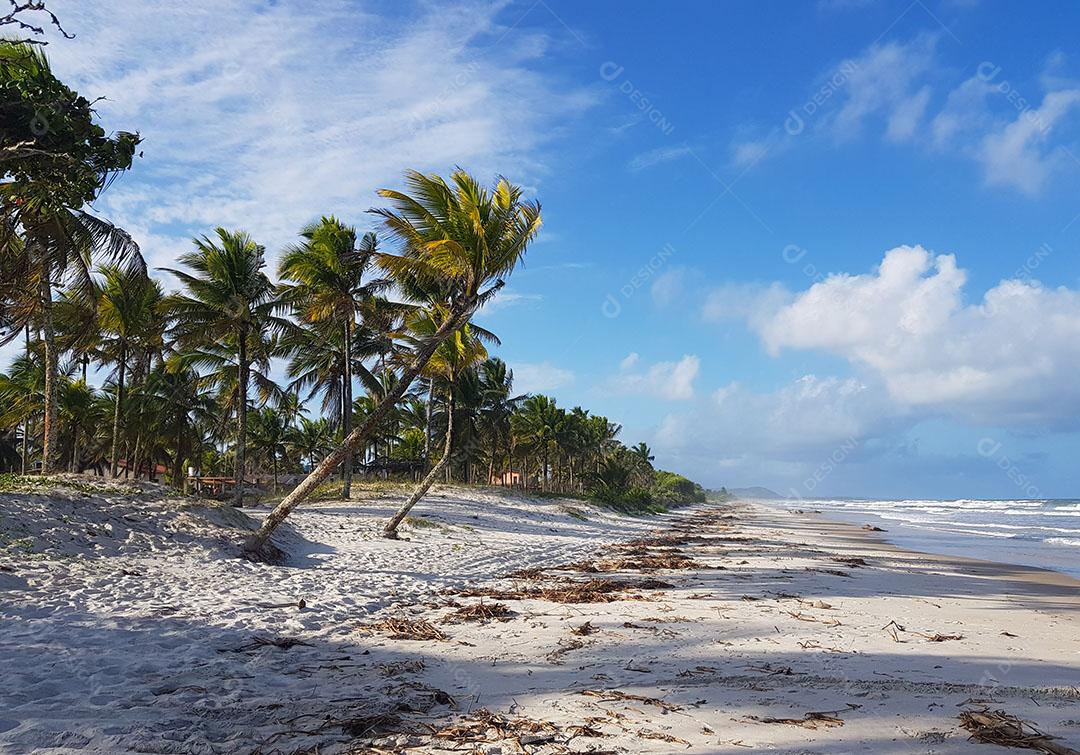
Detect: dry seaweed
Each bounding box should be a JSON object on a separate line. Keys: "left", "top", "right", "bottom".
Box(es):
{"left": 571, "top": 621, "right": 599, "bottom": 636}
{"left": 580, "top": 688, "right": 682, "bottom": 713}
{"left": 359, "top": 618, "right": 447, "bottom": 641}
{"left": 959, "top": 709, "right": 1080, "bottom": 754}
{"left": 749, "top": 704, "right": 861, "bottom": 730}
{"left": 443, "top": 601, "right": 515, "bottom": 623}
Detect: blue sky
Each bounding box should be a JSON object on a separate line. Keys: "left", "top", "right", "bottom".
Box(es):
{"left": 19, "top": 0, "right": 1080, "bottom": 498}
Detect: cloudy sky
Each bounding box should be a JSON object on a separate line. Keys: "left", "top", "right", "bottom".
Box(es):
{"left": 18, "top": 0, "right": 1080, "bottom": 498}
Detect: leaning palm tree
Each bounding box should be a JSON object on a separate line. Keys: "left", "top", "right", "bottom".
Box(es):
{"left": 164, "top": 228, "right": 279, "bottom": 506}
{"left": 383, "top": 308, "right": 488, "bottom": 538}
{"left": 278, "top": 219, "right": 389, "bottom": 498}
{"left": 244, "top": 169, "right": 542, "bottom": 556}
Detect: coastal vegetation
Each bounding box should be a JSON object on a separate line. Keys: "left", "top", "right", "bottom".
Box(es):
{"left": 0, "top": 37, "right": 706, "bottom": 552}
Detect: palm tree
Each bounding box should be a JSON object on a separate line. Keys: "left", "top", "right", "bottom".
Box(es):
{"left": 0, "top": 352, "right": 42, "bottom": 472}
{"left": 245, "top": 169, "right": 542, "bottom": 556}
{"left": 383, "top": 309, "right": 488, "bottom": 538}
{"left": 0, "top": 42, "right": 141, "bottom": 473}
{"left": 58, "top": 378, "right": 103, "bottom": 473}
{"left": 249, "top": 406, "right": 290, "bottom": 493}
{"left": 138, "top": 363, "right": 215, "bottom": 489}
{"left": 96, "top": 265, "right": 162, "bottom": 476}
{"left": 164, "top": 228, "right": 279, "bottom": 506}
{"left": 287, "top": 416, "right": 332, "bottom": 472}
{"left": 478, "top": 358, "right": 521, "bottom": 484}
{"left": 278, "top": 218, "right": 388, "bottom": 498}
{"left": 511, "top": 395, "right": 563, "bottom": 491}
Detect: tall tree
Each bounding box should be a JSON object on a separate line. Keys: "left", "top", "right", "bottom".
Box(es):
{"left": 164, "top": 228, "right": 278, "bottom": 506}
{"left": 278, "top": 220, "right": 387, "bottom": 499}
{"left": 245, "top": 169, "right": 541, "bottom": 557}
{"left": 0, "top": 42, "right": 141, "bottom": 472}
{"left": 96, "top": 265, "right": 162, "bottom": 476}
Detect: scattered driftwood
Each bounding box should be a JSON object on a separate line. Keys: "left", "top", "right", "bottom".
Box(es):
{"left": 833, "top": 557, "right": 868, "bottom": 567}
{"left": 444, "top": 601, "right": 514, "bottom": 623}
{"left": 222, "top": 635, "right": 313, "bottom": 652}
{"left": 571, "top": 621, "right": 599, "bottom": 636}
{"left": 862, "top": 524, "right": 885, "bottom": 532}
{"left": 786, "top": 610, "right": 842, "bottom": 627}
{"left": 959, "top": 709, "right": 1080, "bottom": 754}
{"left": 882, "top": 620, "right": 962, "bottom": 643}
{"left": 359, "top": 618, "right": 447, "bottom": 641}
{"left": 580, "top": 688, "right": 681, "bottom": 713}
{"left": 257, "top": 598, "right": 307, "bottom": 610}
{"left": 750, "top": 704, "right": 861, "bottom": 730}
{"left": 547, "top": 637, "right": 586, "bottom": 664}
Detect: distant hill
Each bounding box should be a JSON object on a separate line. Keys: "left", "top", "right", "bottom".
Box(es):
{"left": 728, "top": 486, "right": 786, "bottom": 500}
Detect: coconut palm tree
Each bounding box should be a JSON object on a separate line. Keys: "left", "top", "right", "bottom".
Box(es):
{"left": 138, "top": 363, "right": 215, "bottom": 489}
{"left": 164, "top": 228, "right": 279, "bottom": 506}
{"left": 245, "top": 170, "right": 542, "bottom": 556}
{"left": 278, "top": 219, "right": 389, "bottom": 498}
{"left": 287, "top": 416, "right": 332, "bottom": 472}
{"left": 511, "top": 395, "right": 563, "bottom": 491}
{"left": 95, "top": 265, "right": 162, "bottom": 476}
{"left": 383, "top": 308, "right": 488, "bottom": 538}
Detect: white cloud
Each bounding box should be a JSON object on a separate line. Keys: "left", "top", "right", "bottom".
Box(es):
{"left": 42, "top": 0, "right": 595, "bottom": 274}
{"left": 650, "top": 268, "right": 687, "bottom": 307}
{"left": 475, "top": 291, "right": 544, "bottom": 317}
{"left": 512, "top": 361, "right": 574, "bottom": 395}
{"left": 746, "top": 245, "right": 1080, "bottom": 428}
{"left": 609, "top": 354, "right": 699, "bottom": 401}
{"left": 828, "top": 34, "right": 938, "bottom": 142}
{"left": 976, "top": 90, "right": 1080, "bottom": 195}
{"left": 619, "top": 352, "right": 640, "bottom": 370}
{"left": 627, "top": 145, "right": 693, "bottom": 172}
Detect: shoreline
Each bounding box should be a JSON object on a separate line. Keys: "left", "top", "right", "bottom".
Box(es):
{"left": 753, "top": 498, "right": 1080, "bottom": 596}
{"left": 3, "top": 483, "right": 1080, "bottom": 753}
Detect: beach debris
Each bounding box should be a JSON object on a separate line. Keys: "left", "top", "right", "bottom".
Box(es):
{"left": 505, "top": 566, "right": 546, "bottom": 580}
{"left": 597, "top": 551, "right": 704, "bottom": 571}
{"left": 882, "top": 620, "right": 962, "bottom": 643}
{"left": 580, "top": 688, "right": 682, "bottom": 713}
{"left": 1002, "top": 631, "right": 1020, "bottom": 638}
{"left": 359, "top": 617, "right": 447, "bottom": 641}
{"left": 424, "top": 708, "right": 604, "bottom": 748}
{"left": 221, "top": 635, "right": 313, "bottom": 652}
{"left": 443, "top": 600, "right": 515, "bottom": 623}
{"left": 798, "top": 640, "right": 847, "bottom": 653}
{"left": 749, "top": 704, "right": 861, "bottom": 730}
{"left": 862, "top": 524, "right": 886, "bottom": 532}
{"left": 833, "top": 556, "right": 869, "bottom": 567}
{"left": 547, "top": 637, "right": 586, "bottom": 664}
{"left": 454, "top": 577, "right": 672, "bottom": 604}
{"left": 571, "top": 621, "right": 599, "bottom": 635}
{"left": 959, "top": 708, "right": 1080, "bottom": 754}
{"left": 376, "top": 659, "right": 426, "bottom": 677}
{"left": 786, "top": 610, "right": 842, "bottom": 627}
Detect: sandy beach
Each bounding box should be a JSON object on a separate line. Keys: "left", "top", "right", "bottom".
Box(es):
{"left": 2, "top": 478, "right": 1079, "bottom": 754}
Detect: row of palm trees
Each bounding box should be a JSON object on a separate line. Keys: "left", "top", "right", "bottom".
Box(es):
{"left": 1, "top": 39, "right": 704, "bottom": 555}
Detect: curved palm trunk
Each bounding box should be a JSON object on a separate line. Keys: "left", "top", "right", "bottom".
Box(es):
{"left": 341, "top": 320, "right": 353, "bottom": 499}
{"left": 233, "top": 328, "right": 248, "bottom": 507}
{"left": 40, "top": 270, "right": 58, "bottom": 475}
{"left": 109, "top": 344, "right": 127, "bottom": 477}
{"left": 424, "top": 380, "right": 434, "bottom": 468}
{"left": 243, "top": 304, "right": 473, "bottom": 557}
{"left": 383, "top": 387, "right": 453, "bottom": 538}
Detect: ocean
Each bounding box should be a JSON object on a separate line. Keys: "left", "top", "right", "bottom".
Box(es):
{"left": 768, "top": 497, "right": 1080, "bottom": 580}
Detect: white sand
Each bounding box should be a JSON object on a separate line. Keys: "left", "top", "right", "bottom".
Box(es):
{"left": 2, "top": 478, "right": 1079, "bottom": 754}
